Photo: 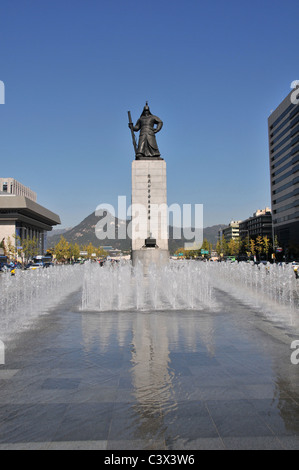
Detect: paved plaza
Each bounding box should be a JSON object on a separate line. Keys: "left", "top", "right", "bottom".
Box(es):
{"left": 0, "top": 287, "right": 299, "bottom": 450}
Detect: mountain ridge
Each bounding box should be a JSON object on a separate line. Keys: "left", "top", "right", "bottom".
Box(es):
{"left": 47, "top": 212, "right": 226, "bottom": 253}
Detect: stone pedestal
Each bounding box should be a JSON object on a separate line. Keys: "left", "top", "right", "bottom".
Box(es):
{"left": 131, "top": 159, "right": 169, "bottom": 268}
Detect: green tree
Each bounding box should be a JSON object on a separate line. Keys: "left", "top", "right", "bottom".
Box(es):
{"left": 86, "top": 242, "right": 96, "bottom": 259}
{"left": 96, "top": 246, "right": 108, "bottom": 258}
{"left": 228, "top": 238, "right": 241, "bottom": 257}
{"left": 69, "top": 243, "right": 80, "bottom": 261}
{"left": 215, "top": 239, "right": 221, "bottom": 256}
{"left": 21, "top": 236, "right": 39, "bottom": 263}
{"left": 6, "top": 236, "right": 16, "bottom": 259}
{"left": 15, "top": 235, "right": 24, "bottom": 262}
{"left": 256, "top": 235, "right": 263, "bottom": 260}
{"left": 216, "top": 235, "right": 228, "bottom": 257}
{"left": 54, "top": 236, "right": 70, "bottom": 263}
{"left": 241, "top": 235, "right": 250, "bottom": 255}
{"left": 249, "top": 239, "right": 256, "bottom": 257}
{"left": 201, "top": 238, "right": 210, "bottom": 252}
{"left": 174, "top": 247, "right": 187, "bottom": 258}
{"left": 263, "top": 236, "right": 270, "bottom": 260}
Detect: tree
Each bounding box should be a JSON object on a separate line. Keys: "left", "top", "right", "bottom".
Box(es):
{"left": 15, "top": 235, "right": 24, "bottom": 262}
{"left": 263, "top": 236, "right": 270, "bottom": 260}
{"left": 69, "top": 243, "right": 80, "bottom": 261}
{"left": 174, "top": 247, "right": 187, "bottom": 258}
{"left": 20, "top": 236, "right": 39, "bottom": 263}
{"left": 86, "top": 242, "right": 95, "bottom": 259}
{"left": 241, "top": 235, "right": 250, "bottom": 255}
{"left": 201, "top": 238, "right": 210, "bottom": 252}
{"left": 54, "top": 236, "right": 70, "bottom": 263}
{"left": 6, "top": 236, "right": 16, "bottom": 259}
{"left": 256, "top": 235, "right": 263, "bottom": 260}
{"left": 249, "top": 239, "right": 256, "bottom": 257}
{"left": 186, "top": 249, "right": 197, "bottom": 259}
{"left": 216, "top": 235, "right": 228, "bottom": 257}
{"left": 215, "top": 239, "right": 221, "bottom": 256}
{"left": 228, "top": 238, "right": 241, "bottom": 257}
{"left": 96, "top": 246, "right": 108, "bottom": 258}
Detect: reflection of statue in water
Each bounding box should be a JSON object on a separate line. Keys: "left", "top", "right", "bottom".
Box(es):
{"left": 128, "top": 102, "right": 163, "bottom": 160}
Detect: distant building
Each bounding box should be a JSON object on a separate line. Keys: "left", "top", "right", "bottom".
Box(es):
{"left": 239, "top": 208, "right": 272, "bottom": 240}
{"left": 101, "top": 246, "right": 123, "bottom": 257}
{"left": 0, "top": 178, "right": 37, "bottom": 202}
{"left": 0, "top": 179, "right": 60, "bottom": 256}
{"left": 268, "top": 87, "right": 299, "bottom": 256}
{"left": 218, "top": 220, "right": 241, "bottom": 243}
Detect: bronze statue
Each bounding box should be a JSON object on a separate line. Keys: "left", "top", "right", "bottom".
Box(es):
{"left": 128, "top": 102, "right": 163, "bottom": 159}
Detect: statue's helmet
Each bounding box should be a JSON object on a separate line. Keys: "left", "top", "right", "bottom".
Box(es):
{"left": 141, "top": 101, "right": 151, "bottom": 116}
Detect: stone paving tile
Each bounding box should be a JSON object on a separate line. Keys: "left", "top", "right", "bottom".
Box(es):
{"left": 41, "top": 378, "right": 81, "bottom": 390}
{"left": 173, "top": 383, "right": 247, "bottom": 401}
{"left": 222, "top": 437, "right": 284, "bottom": 450}
{"left": 166, "top": 437, "right": 225, "bottom": 450}
{"left": 0, "top": 403, "right": 68, "bottom": 444}
{"left": 0, "top": 440, "right": 108, "bottom": 450}
{"left": 52, "top": 402, "right": 114, "bottom": 442}
{"left": 0, "top": 370, "right": 20, "bottom": 380}
{"left": 48, "top": 440, "right": 108, "bottom": 450}
{"left": 107, "top": 439, "right": 166, "bottom": 450}
{"left": 276, "top": 436, "right": 299, "bottom": 450}
{"left": 0, "top": 442, "right": 52, "bottom": 450}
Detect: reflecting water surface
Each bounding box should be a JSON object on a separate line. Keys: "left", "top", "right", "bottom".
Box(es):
{"left": 79, "top": 288, "right": 299, "bottom": 448}
{"left": 0, "top": 261, "right": 299, "bottom": 449}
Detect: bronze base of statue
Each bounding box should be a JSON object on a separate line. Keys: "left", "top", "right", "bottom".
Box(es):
{"left": 136, "top": 155, "right": 164, "bottom": 161}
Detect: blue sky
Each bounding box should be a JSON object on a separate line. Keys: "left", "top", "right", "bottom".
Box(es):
{"left": 1, "top": 0, "right": 299, "bottom": 229}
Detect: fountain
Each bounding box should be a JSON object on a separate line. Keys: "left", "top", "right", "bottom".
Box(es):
{"left": 81, "top": 260, "right": 299, "bottom": 322}
{"left": 0, "top": 264, "right": 84, "bottom": 342}
{"left": 1, "top": 258, "right": 299, "bottom": 450}
{"left": 81, "top": 260, "right": 216, "bottom": 312}
{"left": 209, "top": 261, "right": 299, "bottom": 316}
{"left": 1, "top": 260, "right": 298, "bottom": 344}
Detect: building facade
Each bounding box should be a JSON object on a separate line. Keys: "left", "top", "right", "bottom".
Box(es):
{"left": 0, "top": 179, "right": 60, "bottom": 257}
{"left": 218, "top": 220, "right": 241, "bottom": 243}
{"left": 0, "top": 178, "right": 37, "bottom": 202}
{"left": 239, "top": 208, "right": 272, "bottom": 241}
{"left": 268, "top": 87, "right": 299, "bottom": 256}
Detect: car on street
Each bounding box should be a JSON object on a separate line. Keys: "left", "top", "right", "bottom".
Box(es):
{"left": 24, "top": 263, "right": 43, "bottom": 270}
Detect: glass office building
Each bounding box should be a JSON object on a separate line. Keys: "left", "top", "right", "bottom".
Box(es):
{"left": 268, "top": 86, "right": 299, "bottom": 257}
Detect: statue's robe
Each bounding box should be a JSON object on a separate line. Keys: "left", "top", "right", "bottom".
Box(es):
{"left": 133, "top": 114, "right": 163, "bottom": 158}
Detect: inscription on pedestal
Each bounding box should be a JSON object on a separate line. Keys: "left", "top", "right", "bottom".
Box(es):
{"left": 131, "top": 160, "right": 168, "bottom": 254}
